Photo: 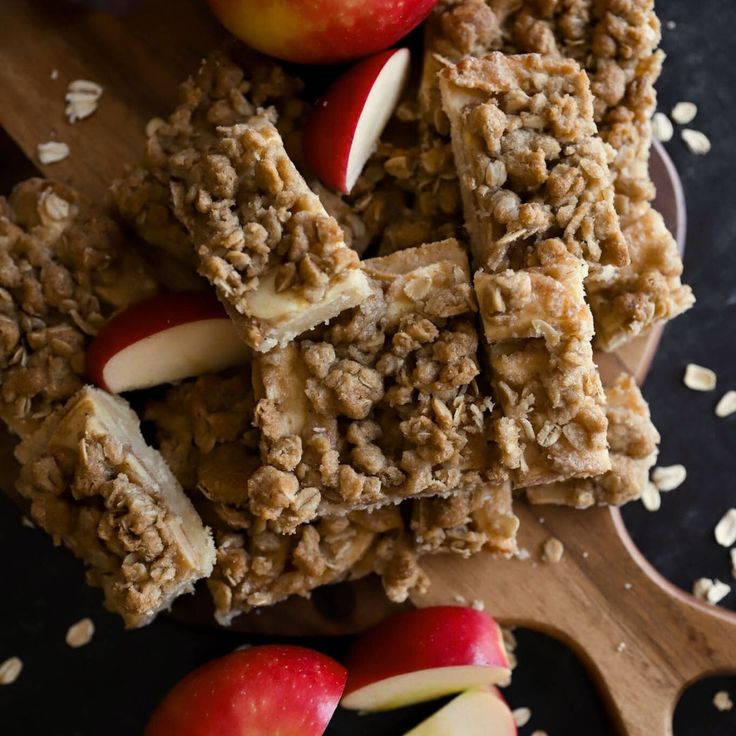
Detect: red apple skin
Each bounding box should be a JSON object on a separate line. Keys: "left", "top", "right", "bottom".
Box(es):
{"left": 86, "top": 291, "right": 229, "bottom": 391}
{"left": 344, "top": 606, "right": 509, "bottom": 698}
{"left": 206, "top": 0, "right": 436, "bottom": 64}
{"left": 304, "top": 48, "right": 407, "bottom": 194}
{"left": 145, "top": 645, "right": 347, "bottom": 736}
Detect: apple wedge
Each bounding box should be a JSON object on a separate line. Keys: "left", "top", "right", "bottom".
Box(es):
{"left": 145, "top": 645, "right": 347, "bottom": 736}
{"left": 87, "top": 291, "right": 249, "bottom": 393}
{"left": 403, "top": 687, "right": 517, "bottom": 736}
{"left": 304, "top": 48, "right": 411, "bottom": 194}
{"left": 341, "top": 606, "right": 511, "bottom": 711}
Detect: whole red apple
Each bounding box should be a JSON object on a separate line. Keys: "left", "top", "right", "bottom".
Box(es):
{"left": 145, "top": 645, "right": 347, "bottom": 736}
{"left": 206, "top": 0, "right": 437, "bottom": 64}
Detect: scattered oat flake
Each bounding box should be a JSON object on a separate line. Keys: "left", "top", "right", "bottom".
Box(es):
{"left": 713, "top": 690, "right": 733, "bottom": 711}
{"left": 652, "top": 112, "right": 674, "bottom": 142}
{"left": 516, "top": 547, "right": 530, "bottom": 560}
{"left": 50, "top": 68, "right": 59, "bottom": 80}
{"left": 65, "top": 79, "right": 104, "bottom": 123}
{"left": 37, "top": 141, "right": 70, "bottom": 164}
{"left": 731, "top": 549, "right": 736, "bottom": 579}
{"left": 684, "top": 363, "right": 716, "bottom": 391}
{"left": 641, "top": 482, "right": 661, "bottom": 511}
{"left": 681, "top": 128, "right": 711, "bottom": 155}
{"left": 512, "top": 707, "right": 531, "bottom": 727}
{"left": 616, "top": 641, "right": 627, "bottom": 653}
{"left": 652, "top": 464, "right": 687, "bottom": 492}
{"left": 715, "top": 391, "right": 736, "bottom": 418}
{"left": 624, "top": 582, "right": 633, "bottom": 590}
{"left": 715, "top": 509, "right": 736, "bottom": 548}
{"left": 471, "top": 599, "right": 485, "bottom": 611}
{"left": 543, "top": 536, "right": 564, "bottom": 563}
{"left": 0, "top": 657, "right": 23, "bottom": 685}
{"left": 693, "top": 577, "right": 731, "bottom": 605}
{"left": 453, "top": 594, "right": 468, "bottom": 605}
{"left": 671, "top": 101, "right": 698, "bottom": 125}
{"left": 65, "top": 617, "right": 95, "bottom": 648}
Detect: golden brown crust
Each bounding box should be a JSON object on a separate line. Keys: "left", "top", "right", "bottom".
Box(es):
{"left": 0, "top": 178, "right": 156, "bottom": 437}
{"left": 15, "top": 388, "right": 215, "bottom": 627}
{"left": 526, "top": 373, "right": 660, "bottom": 507}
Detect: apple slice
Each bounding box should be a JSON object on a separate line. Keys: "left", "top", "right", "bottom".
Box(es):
{"left": 145, "top": 645, "right": 347, "bottom": 736}
{"left": 403, "top": 687, "right": 517, "bottom": 736}
{"left": 304, "top": 47, "right": 411, "bottom": 194}
{"left": 87, "top": 291, "right": 249, "bottom": 393}
{"left": 341, "top": 606, "right": 511, "bottom": 711}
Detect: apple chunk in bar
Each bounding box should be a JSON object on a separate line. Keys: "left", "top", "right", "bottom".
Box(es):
{"left": 15, "top": 387, "right": 215, "bottom": 627}
{"left": 476, "top": 240, "right": 609, "bottom": 485}
{"left": 526, "top": 374, "right": 660, "bottom": 508}
{"left": 168, "top": 114, "right": 371, "bottom": 352}
{"left": 438, "top": 53, "right": 628, "bottom": 274}
{"left": 249, "top": 239, "right": 506, "bottom": 532}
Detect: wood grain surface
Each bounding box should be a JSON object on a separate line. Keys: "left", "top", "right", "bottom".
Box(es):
{"left": 0, "top": 3, "right": 734, "bottom": 735}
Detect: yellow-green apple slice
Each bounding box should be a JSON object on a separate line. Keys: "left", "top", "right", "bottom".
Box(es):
{"left": 206, "top": 0, "right": 435, "bottom": 64}
{"left": 145, "top": 645, "right": 347, "bottom": 736}
{"left": 304, "top": 48, "right": 410, "bottom": 194}
{"left": 87, "top": 291, "right": 249, "bottom": 393}
{"left": 403, "top": 687, "right": 517, "bottom": 736}
{"left": 341, "top": 606, "right": 511, "bottom": 711}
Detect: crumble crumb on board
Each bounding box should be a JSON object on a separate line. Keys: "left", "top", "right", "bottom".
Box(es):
{"left": 652, "top": 112, "right": 674, "bottom": 142}
{"left": 651, "top": 464, "right": 687, "bottom": 492}
{"left": 714, "top": 509, "right": 736, "bottom": 548}
{"left": 616, "top": 641, "right": 627, "bottom": 653}
{"left": 37, "top": 140, "right": 69, "bottom": 164}
{"left": 713, "top": 691, "right": 734, "bottom": 712}
{"left": 0, "top": 656, "right": 23, "bottom": 685}
{"left": 671, "top": 102, "right": 698, "bottom": 125}
{"left": 65, "top": 79, "right": 104, "bottom": 123}
{"left": 681, "top": 129, "right": 711, "bottom": 155}
{"left": 517, "top": 548, "right": 530, "bottom": 561}
{"left": 543, "top": 537, "right": 564, "bottom": 563}
{"left": 684, "top": 363, "right": 717, "bottom": 391}
{"left": 693, "top": 577, "right": 731, "bottom": 605}
{"left": 471, "top": 599, "right": 485, "bottom": 611}
{"left": 454, "top": 595, "right": 468, "bottom": 605}
{"left": 715, "top": 391, "right": 736, "bottom": 417}
{"left": 50, "top": 68, "right": 59, "bottom": 80}
{"left": 65, "top": 618, "right": 95, "bottom": 648}
{"left": 512, "top": 707, "right": 531, "bottom": 728}
{"left": 624, "top": 582, "right": 633, "bottom": 590}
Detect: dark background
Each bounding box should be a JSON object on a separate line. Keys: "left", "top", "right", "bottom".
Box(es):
{"left": 1, "top": 1, "right": 735, "bottom": 734}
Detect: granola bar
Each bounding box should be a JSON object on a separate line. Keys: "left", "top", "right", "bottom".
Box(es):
{"left": 15, "top": 387, "right": 215, "bottom": 628}
{"left": 476, "top": 239, "right": 610, "bottom": 485}
{"left": 439, "top": 52, "right": 628, "bottom": 272}
{"left": 250, "top": 239, "right": 508, "bottom": 532}
{"left": 0, "top": 178, "right": 156, "bottom": 437}
{"left": 526, "top": 373, "right": 660, "bottom": 507}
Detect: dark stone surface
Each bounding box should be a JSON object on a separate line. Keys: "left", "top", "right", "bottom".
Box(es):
{"left": 1, "top": 1, "right": 735, "bottom": 734}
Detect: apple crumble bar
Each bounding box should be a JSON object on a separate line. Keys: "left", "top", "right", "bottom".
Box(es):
{"left": 15, "top": 387, "right": 215, "bottom": 628}
{"left": 439, "top": 52, "right": 628, "bottom": 272}
{"left": 526, "top": 374, "right": 660, "bottom": 508}
{"left": 0, "top": 178, "right": 156, "bottom": 437}
{"left": 476, "top": 239, "right": 609, "bottom": 485}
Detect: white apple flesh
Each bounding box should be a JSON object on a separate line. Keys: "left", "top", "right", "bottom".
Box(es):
{"left": 341, "top": 606, "right": 511, "bottom": 711}
{"left": 304, "top": 48, "right": 411, "bottom": 194}
{"left": 403, "top": 687, "right": 518, "bottom": 736}
{"left": 87, "top": 291, "right": 249, "bottom": 393}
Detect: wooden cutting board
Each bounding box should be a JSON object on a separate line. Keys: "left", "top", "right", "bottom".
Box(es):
{"left": 1, "top": 3, "right": 734, "bottom": 734}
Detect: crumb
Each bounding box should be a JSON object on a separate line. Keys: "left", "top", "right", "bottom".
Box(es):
{"left": 65, "top": 79, "right": 104, "bottom": 123}
{"left": 543, "top": 537, "right": 565, "bottom": 563}
{"left": 512, "top": 707, "right": 532, "bottom": 727}
{"left": 0, "top": 657, "right": 23, "bottom": 685}
{"left": 671, "top": 102, "right": 698, "bottom": 125}
{"left": 651, "top": 464, "right": 687, "bottom": 492}
{"left": 666, "top": 20, "right": 677, "bottom": 29}
{"left": 681, "top": 129, "right": 711, "bottom": 155}
{"left": 517, "top": 548, "right": 530, "bottom": 561}
{"left": 641, "top": 482, "right": 662, "bottom": 511}
{"left": 684, "top": 363, "right": 716, "bottom": 391}
{"left": 715, "top": 391, "right": 736, "bottom": 418}
{"left": 21, "top": 516, "right": 35, "bottom": 529}
{"left": 616, "top": 641, "right": 627, "bottom": 653}
{"left": 454, "top": 594, "right": 468, "bottom": 605}
{"left": 713, "top": 691, "right": 733, "bottom": 712}
{"left": 471, "top": 599, "right": 485, "bottom": 611}
{"left": 65, "top": 617, "right": 95, "bottom": 648}
{"left": 233, "top": 643, "right": 252, "bottom": 652}
{"left": 624, "top": 582, "right": 633, "bottom": 590}
{"left": 652, "top": 112, "right": 674, "bottom": 142}
{"left": 37, "top": 140, "right": 70, "bottom": 164}
{"left": 50, "top": 68, "right": 59, "bottom": 80}
{"left": 538, "top": 517, "right": 545, "bottom": 524}
{"left": 731, "top": 549, "right": 736, "bottom": 579}
{"left": 531, "top": 732, "right": 549, "bottom": 736}
{"left": 714, "top": 509, "right": 736, "bottom": 548}
{"left": 582, "top": 550, "right": 589, "bottom": 559}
